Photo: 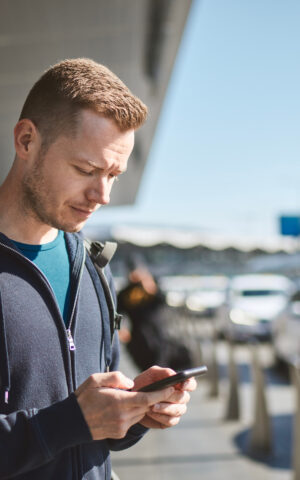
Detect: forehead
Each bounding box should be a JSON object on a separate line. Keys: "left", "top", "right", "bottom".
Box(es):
{"left": 76, "top": 109, "right": 135, "bottom": 154}
{"left": 49, "top": 109, "right": 135, "bottom": 171}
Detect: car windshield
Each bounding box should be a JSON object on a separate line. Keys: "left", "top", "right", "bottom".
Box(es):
{"left": 237, "top": 290, "right": 285, "bottom": 297}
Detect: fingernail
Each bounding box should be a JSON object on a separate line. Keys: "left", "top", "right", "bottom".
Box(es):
{"left": 153, "top": 403, "right": 161, "bottom": 411}
{"left": 126, "top": 381, "right": 134, "bottom": 390}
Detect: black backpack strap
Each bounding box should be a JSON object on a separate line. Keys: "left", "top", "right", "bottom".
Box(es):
{"left": 84, "top": 239, "right": 122, "bottom": 342}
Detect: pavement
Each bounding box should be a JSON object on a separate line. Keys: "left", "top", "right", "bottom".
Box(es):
{"left": 111, "top": 340, "right": 295, "bottom": 480}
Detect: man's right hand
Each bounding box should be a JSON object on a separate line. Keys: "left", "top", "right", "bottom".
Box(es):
{"left": 74, "top": 372, "right": 175, "bottom": 440}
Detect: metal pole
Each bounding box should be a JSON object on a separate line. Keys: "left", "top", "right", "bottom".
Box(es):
{"left": 224, "top": 340, "right": 240, "bottom": 420}
{"left": 249, "top": 343, "right": 272, "bottom": 455}
{"left": 209, "top": 330, "right": 219, "bottom": 397}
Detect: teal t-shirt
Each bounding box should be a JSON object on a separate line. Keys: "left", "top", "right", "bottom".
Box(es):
{"left": 13, "top": 231, "right": 71, "bottom": 326}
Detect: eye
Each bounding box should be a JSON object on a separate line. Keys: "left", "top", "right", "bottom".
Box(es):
{"left": 75, "top": 166, "right": 93, "bottom": 176}
{"left": 109, "top": 173, "right": 119, "bottom": 182}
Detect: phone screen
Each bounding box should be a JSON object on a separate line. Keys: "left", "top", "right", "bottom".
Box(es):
{"left": 137, "top": 365, "right": 208, "bottom": 392}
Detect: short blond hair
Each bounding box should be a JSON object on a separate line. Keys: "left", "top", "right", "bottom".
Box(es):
{"left": 19, "top": 58, "right": 148, "bottom": 148}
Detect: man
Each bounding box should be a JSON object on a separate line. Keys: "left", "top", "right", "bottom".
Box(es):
{"left": 0, "top": 58, "right": 196, "bottom": 479}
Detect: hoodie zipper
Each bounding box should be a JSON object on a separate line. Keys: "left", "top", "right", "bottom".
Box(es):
{"left": 66, "top": 329, "right": 76, "bottom": 351}
{"left": 0, "top": 292, "right": 10, "bottom": 405}
{"left": 66, "top": 247, "right": 86, "bottom": 351}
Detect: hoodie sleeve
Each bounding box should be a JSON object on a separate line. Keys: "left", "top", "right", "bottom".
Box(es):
{"left": 107, "top": 422, "right": 148, "bottom": 451}
{"left": 0, "top": 394, "right": 92, "bottom": 478}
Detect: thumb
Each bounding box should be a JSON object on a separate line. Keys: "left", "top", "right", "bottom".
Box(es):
{"left": 94, "top": 371, "right": 134, "bottom": 390}
{"left": 133, "top": 386, "right": 175, "bottom": 408}
{"left": 76, "top": 372, "right": 134, "bottom": 398}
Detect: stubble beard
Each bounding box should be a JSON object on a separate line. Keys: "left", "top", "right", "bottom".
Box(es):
{"left": 21, "top": 155, "right": 80, "bottom": 233}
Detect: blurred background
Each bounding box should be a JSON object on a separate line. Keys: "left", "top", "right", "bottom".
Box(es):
{"left": 1, "top": 1, "right": 300, "bottom": 479}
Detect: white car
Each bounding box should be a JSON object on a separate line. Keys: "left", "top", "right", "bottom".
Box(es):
{"left": 219, "top": 274, "right": 295, "bottom": 341}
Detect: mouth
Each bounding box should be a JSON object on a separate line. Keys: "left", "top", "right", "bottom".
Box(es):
{"left": 71, "top": 206, "right": 97, "bottom": 219}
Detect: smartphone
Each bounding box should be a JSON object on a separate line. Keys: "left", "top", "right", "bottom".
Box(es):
{"left": 137, "top": 365, "right": 208, "bottom": 392}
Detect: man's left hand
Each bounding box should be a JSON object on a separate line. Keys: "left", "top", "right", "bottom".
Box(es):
{"left": 133, "top": 366, "right": 197, "bottom": 429}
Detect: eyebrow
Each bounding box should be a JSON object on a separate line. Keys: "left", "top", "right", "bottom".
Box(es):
{"left": 76, "top": 158, "right": 127, "bottom": 174}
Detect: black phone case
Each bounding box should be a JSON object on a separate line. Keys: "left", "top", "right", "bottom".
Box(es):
{"left": 138, "top": 365, "right": 207, "bottom": 392}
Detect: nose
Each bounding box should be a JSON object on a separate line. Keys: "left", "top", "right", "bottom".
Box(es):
{"left": 86, "top": 176, "right": 111, "bottom": 206}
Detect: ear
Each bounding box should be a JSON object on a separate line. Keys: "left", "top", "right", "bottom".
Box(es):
{"left": 14, "top": 119, "right": 40, "bottom": 160}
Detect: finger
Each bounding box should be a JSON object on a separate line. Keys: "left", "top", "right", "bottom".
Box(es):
{"left": 166, "top": 390, "right": 190, "bottom": 404}
{"left": 178, "top": 377, "right": 197, "bottom": 391}
{"left": 130, "top": 387, "right": 175, "bottom": 408}
{"left": 139, "top": 415, "right": 163, "bottom": 429}
{"left": 88, "top": 371, "right": 134, "bottom": 390}
{"left": 128, "top": 412, "right": 149, "bottom": 427}
{"left": 134, "top": 366, "right": 175, "bottom": 391}
{"left": 146, "top": 411, "right": 182, "bottom": 428}
{"left": 139, "top": 366, "right": 175, "bottom": 379}
{"left": 151, "top": 402, "right": 187, "bottom": 417}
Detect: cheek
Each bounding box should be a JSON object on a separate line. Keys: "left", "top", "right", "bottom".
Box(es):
{"left": 48, "top": 173, "right": 81, "bottom": 200}
{"left": 43, "top": 161, "right": 92, "bottom": 204}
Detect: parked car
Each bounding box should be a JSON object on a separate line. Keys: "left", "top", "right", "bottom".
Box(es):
{"left": 272, "top": 289, "right": 300, "bottom": 366}
{"left": 185, "top": 276, "right": 228, "bottom": 318}
{"left": 217, "top": 274, "right": 295, "bottom": 341}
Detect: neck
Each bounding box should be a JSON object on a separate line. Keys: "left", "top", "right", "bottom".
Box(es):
{"left": 0, "top": 168, "right": 58, "bottom": 245}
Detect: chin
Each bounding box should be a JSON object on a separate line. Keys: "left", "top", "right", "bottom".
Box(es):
{"left": 63, "top": 225, "right": 83, "bottom": 233}
{"left": 54, "top": 220, "right": 84, "bottom": 233}
{"left": 51, "top": 213, "right": 86, "bottom": 233}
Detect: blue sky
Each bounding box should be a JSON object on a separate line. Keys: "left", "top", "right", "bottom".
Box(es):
{"left": 88, "top": 0, "right": 300, "bottom": 239}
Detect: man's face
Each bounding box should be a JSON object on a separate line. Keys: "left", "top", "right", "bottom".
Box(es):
{"left": 21, "top": 110, "right": 134, "bottom": 232}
